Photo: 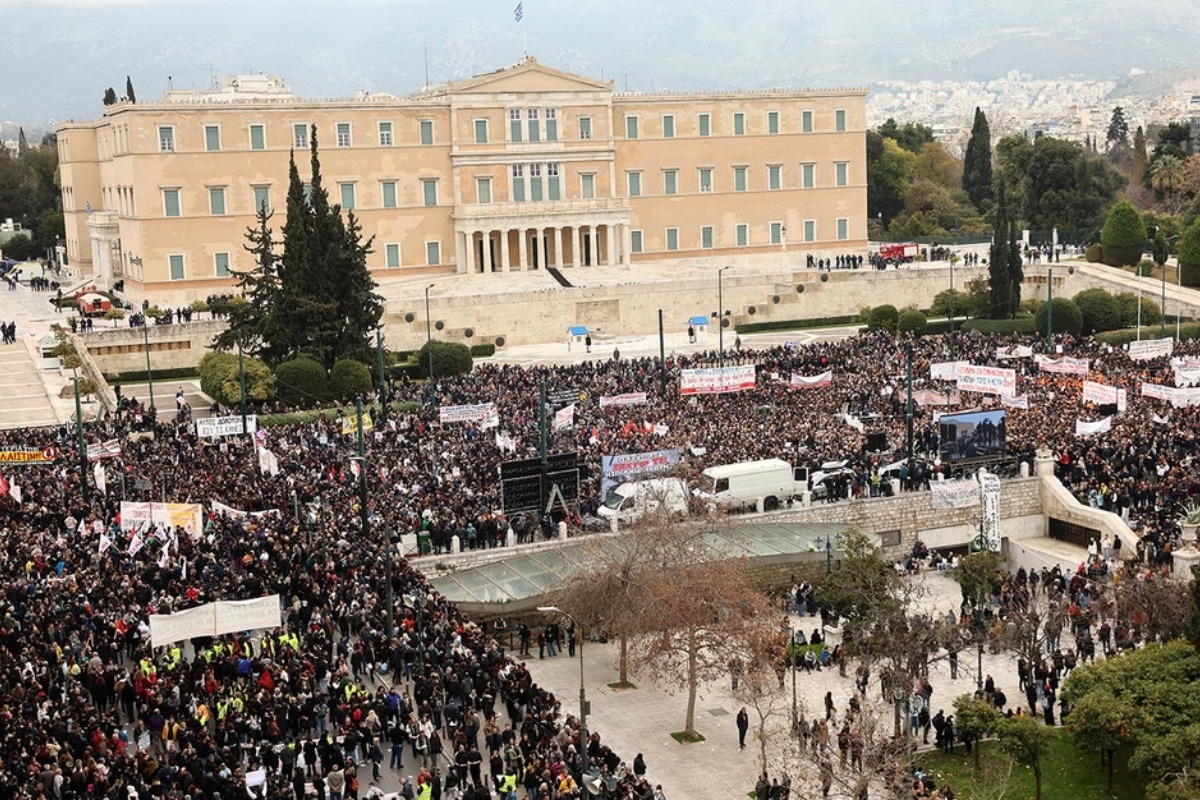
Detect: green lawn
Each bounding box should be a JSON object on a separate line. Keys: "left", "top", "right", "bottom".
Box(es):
{"left": 918, "top": 730, "right": 1145, "bottom": 800}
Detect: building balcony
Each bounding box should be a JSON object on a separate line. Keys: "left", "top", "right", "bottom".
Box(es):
{"left": 453, "top": 197, "right": 631, "bottom": 228}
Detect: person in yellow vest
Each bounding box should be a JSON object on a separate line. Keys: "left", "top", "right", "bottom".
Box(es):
{"left": 499, "top": 770, "right": 517, "bottom": 800}
{"left": 417, "top": 779, "right": 432, "bottom": 800}
{"left": 194, "top": 701, "right": 210, "bottom": 727}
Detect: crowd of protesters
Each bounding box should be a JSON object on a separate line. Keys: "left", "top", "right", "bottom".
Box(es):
{"left": 1, "top": 322, "right": 1199, "bottom": 800}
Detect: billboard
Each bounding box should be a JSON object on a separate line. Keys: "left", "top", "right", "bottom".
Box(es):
{"left": 938, "top": 409, "right": 1007, "bottom": 462}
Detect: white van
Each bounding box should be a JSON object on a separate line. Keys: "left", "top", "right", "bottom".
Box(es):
{"left": 597, "top": 477, "right": 689, "bottom": 525}
{"left": 699, "top": 458, "right": 805, "bottom": 512}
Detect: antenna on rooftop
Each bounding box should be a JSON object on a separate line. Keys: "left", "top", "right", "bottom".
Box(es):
{"left": 424, "top": 43, "right": 430, "bottom": 89}
{"left": 208, "top": 64, "right": 218, "bottom": 90}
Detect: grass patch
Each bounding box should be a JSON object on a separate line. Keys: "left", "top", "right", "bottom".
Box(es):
{"left": 918, "top": 729, "right": 1144, "bottom": 800}
{"left": 670, "top": 730, "right": 706, "bottom": 744}
{"left": 606, "top": 681, "right": 637, "bottom": 690}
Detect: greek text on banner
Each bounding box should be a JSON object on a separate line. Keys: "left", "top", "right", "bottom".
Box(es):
{"left": 956, "top": 364, "right": 1017, "bottom": 396}
{"left": 599, "top": 393, "right": 647, "bottom": 408}
{"left": 196, "top": 415, "right": 258, "bottom": 438}
{"left": 439, "top": 403, "right": 497, "bottom": 424}
{"left": 680, "top": 364, "right": 756, "bottom": 395}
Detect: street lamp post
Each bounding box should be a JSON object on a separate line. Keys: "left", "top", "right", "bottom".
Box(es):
{"left": 949, "top": 255, "right": 956, "bottom": 358}
{"left": 790, "top": 626, "right": 798, "bottom": 733}
{"left": 142, "top": 326, "right": 155, "bottom": 423}
{"left": 717, "top": 268, "right": 725, "bottom": 364}
{"left": 424, "top": 283, "right": 437, "bottom": 482}
{"left": 539, "top": 606, "right": 587, "bottom": 774}
{"left": 893, "top": 685, "right": 906, "bottom": 738}
{"left": 1046, "top": 266, "right": 1054, "bottom": 349}
{"left": 973, "top": 606, "right": 985, "bottom": 690}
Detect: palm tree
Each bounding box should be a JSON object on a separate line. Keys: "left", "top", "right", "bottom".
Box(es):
{"left": 1150, "top": 155, "right": 1185, "bottom": 195}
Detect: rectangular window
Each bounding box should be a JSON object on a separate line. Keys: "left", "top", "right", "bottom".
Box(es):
{"left": 837, "top": 218, "right": 849, "bottom": 241}
{"left": 379, "top": 121, "right": 393, "bottom": 147}
{"left": 836, "top": 162, "right": 849, "bottom": 187}
{"left": 734, "top": 166, "right": 747, "bottom": 192}
{"left": 627, "top": 171, "right": 642, "bottom": 197}
{"left": 545, "top": 108, "right": 558, "bottom": 141}
{"left": 214, "top": 252, "right": 231, "bottom": 277}
{"left": 666, "top": 228, "right": 679, "bottom": 251}
{"left": 204, "top": 125, "right": 220, "bottom": 152}
{"left": 770, "top": 221, "right": 783, "bottom": 245}
{"left": 249, "top": 124, "right": 265, "bottom": 151}
{"left": 580, "top": 173, "right": 595, "bottom": 199}
{"left": 736, "top": 223, "right": 749, "bottom": 247}
{"left": 630, "top": 230, "right": 644, "bottom": 254}
{"left": 733, "top": 112, "right": 745, "bottom": 136}
{"left": 662, "top": 114, "right": 675, "bottom": 138}
{"left": 422, "top": 179, "right": 437, "bottom": 207}
{"left": 701, "top": 225, "right": 714, "bottom": 249}
{"left": 529, "top": 163, "right": 543, "bottom": 202}
{"left": 526, "top": 108, "right": 540, "bottom": 142}
{"left": 380, "top": 181, "right": 397, "bottom": 209}
{"left": 663, "top": 169, "right": 678, "bottom": 195}
{"left": 804, "top": 220, "right": 816, "bottom": 242}
{"left": 474, "top": 119, "right": 488, "bottom": 144}
{"left": 768, "top": 165, "right": 782, "bottom": 190}
{"left": 625, "top": 115, "right": 639, "bottom": 139}
{"left": 476, "top": 177, "right": 492, "bottom": 204}
{"left": 578, "top": 115, "right": 592, "bottom": 140}
{"left": 303, "top": 183, "right": 312, "bottom": 204}
{"left": 425, "top": 241, "right": 441, "bottom": 266}
{"left": 168, "top": 254, "right": 185, "bottom": 280}
{"left": 385, "top": 243, "right": 401, "bottom": 268}
{"left": 293, "top": 123, "right": 308, "bottom": 149}
{"left": 510, "top": 109, "right": 522, "bottom": 142}
{"left": 163, "top": 188, "right": 181, "bottom": 217}
{"left": 836, "top": 109, "right": 847, "bottom": 132}
{"left": 511, "top": 164, "right": 526, "bottom": 202}
{"left": 802, "top": 163, "right": 816, "bottom": 189}
{"left": 698, "top": 113, "right": 710, "bottom": 137}
{"left": 768, "top": 111, "right": 780, "bottom": 135}
{"left": 802, "top": 109, "right": 813, "bottom": 133}
{"left": 252, "top": 186, "right": 270, "bottom": 213}
{"left": 336, "top": 122, "right": 351, "bottom": 148}
{"left": 339, "top": 183, "right": 356, "bottom": 210}
{"left": 419, "top": 119, "right": 434, "bottom": 146}
{"left": 699, "top": 167, "right": 713, "bottom": 193}
{"left": 208, "top": 187, "right": 226, "bottom": 216}
{"left": 547, "top": 163, "right": 560, "bottom": 201}
{"left": 158, "top": 126, "right": 174, "bottom": 152}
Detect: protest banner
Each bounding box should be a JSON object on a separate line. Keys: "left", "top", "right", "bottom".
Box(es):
{"left": 956, "top": 364, "right": 1017, "bottom": 396}
{"left": 1082, "top": 380, "right": 1127, "bottom": 411}
{"left": 1174, "top": 366, "right": 1200, "bottom": 388}
{"left": 930, "top": 479, "right": 979, "bottom": 509}
{"left": 1001, "top": 394, "right": 1030, "bottom": 410}
{"left": 340, "top": 413, "right": 373, "bottom": 436}
{"left": 790, "top": 371, "right": 832, "bottom": 389}
{"left": 439, "top": 403, "right": 497, "bottom": 424}
{"left": 913, "top": 389, "right": 960, "bottom": 407}
{"left": 86, "top": 439, "right": 123, "bottom": 461}
{"left": 600, "top": 449, "right": 680, "bottom": 496}
{"left": 196, "top": 415, "right": 258, "bottom": 438}
{"left": 1075, "top": 417, "right": 1113, "bottom": 436}
{"left": 930, "top": 361, "right": 967, "bottom": 380}
{"left": 1128, "top": 338, "right": 1174, "bottom": 361}
{"left": 553, "top": 404, "right": 575, "bottom": 431}
{"left": 680, "top": 364, "right": 756, "bottom": 395}
{"left": 599, "top": 392, "right": 647, "bottom": 408}
{"left": 1036, "top": 355, "right": 1089, "bottom": 376}
{"left": 148, "top": 594, "right": 282, "bottom": 646}
{"left": 120, "top": 502, "right": 204, "bottom": 535}
{"left": 211, "top": 500, "right": 281, "bottom": 519}
{"left": 0, "top": 446, "right": 57, "bottom": 465}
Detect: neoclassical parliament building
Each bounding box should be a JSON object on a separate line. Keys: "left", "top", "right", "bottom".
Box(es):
{"left": 57, "top": 57, "right": 867, "bottom": 303}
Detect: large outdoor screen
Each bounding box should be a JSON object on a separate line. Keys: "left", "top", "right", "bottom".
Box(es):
{"left": 938, "top": 409, "right": 1007, "bottom": 462}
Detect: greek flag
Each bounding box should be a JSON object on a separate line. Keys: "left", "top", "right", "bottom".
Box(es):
{"left": 84, "top": 201, "right": 94, "bottom": 215}
{"left": 514, "top": 2, "right": 523, "bottom": 21}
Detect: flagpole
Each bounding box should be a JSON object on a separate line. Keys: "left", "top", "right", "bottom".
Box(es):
{"left": 522, "top": 16, "right": 528, "bottom": 58}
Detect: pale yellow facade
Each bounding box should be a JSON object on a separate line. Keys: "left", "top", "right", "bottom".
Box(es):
{"left": 56, "top": 58, "right": 867, "bottom": 304}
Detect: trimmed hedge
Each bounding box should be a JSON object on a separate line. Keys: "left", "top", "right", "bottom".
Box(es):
{"left": 389, "top": 363, "right": 423, "bottom": 380}
{"left": 897, "top": 309, "right": 927, "bottom": 334}
{"left": 470, "top": 343, "right": 497, "bottom": 357}
{"left": 275, "top": 357, "right": 330, "bottom": 406}
{"left": 1101, "top": 199, "right": 1148, "bottom": 266}
{"left": 330, "top": 359, "right": 373, "bottom": 399}
{"left": 1096, "top": 323, "right": 1200, "bottom": 346}
{"left": 108, "top": 367, "right": 199, "bottom": 384}
{"left": 734, "top": 314, "right": 860, "bottom": 334}
{"left": 960, "top": 317, "right": 1038, "bottom": 334}
{"left": 1073, "top": 288, "right": 1123, "bottom": 334}
{"left": 868, "top": 305, "right": 900, "bottom": 332}
{"left": 416, "top": 341, "right": 473, "bottom": 377}
{"left": 1084, "top": 243, "right": 1103, "bottom": 263}
{"left": 1179, "top": 218, "right": 1200, "bottom": 287}
{"left": 1034, "top": 298, "right": 1084, "bottom": 336}
{"left": 258, "top": 400, "right": 424, "bottom": 428}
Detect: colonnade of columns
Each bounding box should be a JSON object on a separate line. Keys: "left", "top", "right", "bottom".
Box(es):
{"left": 457, "top": 222, "right": 631, "bottom": 273}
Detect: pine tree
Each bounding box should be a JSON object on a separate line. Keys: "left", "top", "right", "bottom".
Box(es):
{"left": 330, "top": 210, "right": 382, "bottom": 364}
{"left": 214, "top": 205, "right": 284, "bottom": 361}
{"left": 125, "top": 76, "right": 136, "bottom": 103}
{"left": 962, "top": 107, "right": 993, "bottom": 211}
{"left": 1107, "top": 107, "right": 1129, "bottom": 149}
{"left": 988, "top": 178, "right": 1013, "bottom": 318}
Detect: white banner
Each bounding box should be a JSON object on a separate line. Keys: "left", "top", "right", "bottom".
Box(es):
{"left": 87, "top": 439, "right": 122, "bottom": 462}
{"left": 913, "top": 389, "right": 960, "bottom": 407}
{"left": 599, "top": 393, "right": 648, "bottom": 408}
{"left": 1175, "top": 367, "right": 1200, "bottom": 388}
{"left": 956, "top": 364, "right": 1017, "bottom": 396}
{"left": 211, "top": 500, "right": 280, "bottom": 519}
{"left": 148, "top": 595, "right": 282, "bottom": 646}
{"left": 196, "top": 415, "right": 258, "bottom": 438}
{"left": 930, "top": 361, "right": 968, "bottom": 380}
{"left": 257, "top": 447, "right": 279, "bottom": 477}
{"left": 1141, "top": 382, "right": 1200, "bottom": 407}
{"left": 680, "top": 364, "right": 756, "bottom": 395}
{"left": 790, "top": 371, "right": 832, "bottom": 389}
{"left": 1075, "top": 417, "right": 1113, "bottom": 436}
{"left": 995, "top": 345, "right": 1033, "bottom": 360}
{"left": 842, "top": 413, "right": 865, "bottom": 433}
{"left": 553, "top": 403, "right": 575, "bottom": 431}
{"left": 980, "top": 472, "right": 1002, "bottom": 552}
{"left": 1037, "top": 355, "right": 1089, "bottom": 376}
{"left": 93, "top": 462, "right": 106, "bottom": 495}
{"left": 1128, "top": 338, "right": 1174, "bottom": 361}
{"left": 1082, "top": 380, "right": 1127, "bottom": 411}
{"left": 119, "top": 502, "right": 204, "bottom": 535}
{"left": 148, "top": 604, "right": 213, "bottom": 646}
{"left": 439, "top": 403, "right": 497, "bottom": 424}
{"left": 1001, "top": 394, "right": 1029, "bottom": 410}
{"left": 930, "top": 479, "right": 979, "bottom": 509}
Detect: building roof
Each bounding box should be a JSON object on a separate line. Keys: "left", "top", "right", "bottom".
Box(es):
{"left": 567, "top": 325, "right": 589, "bottom": 336}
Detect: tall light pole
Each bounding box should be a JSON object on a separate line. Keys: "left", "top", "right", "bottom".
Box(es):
{"left": 717, "top": 267, "right": 725, "bottom": 364}
{"left": 142, "top": 326, "right": 155, "bottom": 422}
{"left": 74, "top": 374, "right": 88, "bottom": 494}
{"left": 948, "top": 256, "right": 956, "bottom": 358}
{"left": 539, "top": 606, "right": 587, "bottom": 774}
{"left": 790, "top": 625, "right": 798, "bottom": 734}
{"left": 236, "top": 332, "right": 248, "bottom": 436}
{"left": 424, "top": 283, "right": 436, "bottom": 384}
{"left": 375, "top": 328, "right": 388, "bottom": 421}
{"left": 1046, "top": 266, "right": 1054, "bottom": 349}
{"left": 355, "top": 397, "right": 390, "bottom": 639}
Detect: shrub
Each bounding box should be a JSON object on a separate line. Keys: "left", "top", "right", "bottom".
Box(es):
{"left": 930, "top": 288, "right": 977, "bottom": 319}
{"left": 416, "top": 340, "right": 473, "bottom": 378}
{"left": 1033, "top": 297, "right": 1083, "bottom": 336}
{"left": 1020, "top": 297, "right": 1045, "bottom": 316}
{"left": 189, "top": 299, "right": 210, "bottom": 315}
{"left": 1135, "top": 260, "right": 1155, "bottom": 277}
{"left": 1179, "top": 218, "right": 1200, "bottom": 288}
{"left": 960, "top": 317, "right": 1038, "bottom": 334}
{"left": 470, "top": 343, "right": 497, "bottom": 357}
{"left": 734, "top": 315, "right": 861, "bottom": 334}
{"left": 1114, "top": 292, "right": 1161, "bottom": 328}
{"left": 868, "top": 304, "right": 900, "bottom": 332}
{"left": 198, "top": 351, "right": 275, "bottom": 406}
{"left": 329, "top": 359, "right": 373, "bottom": 400}
{"left": 275, "top": 356, "right": 329, "bottom": 406}
{"left": 389, "top": 363, "right": 423, "bottom": 381}
{"left": 1072, "top": 288, "right": 1123, "bottom": 334}
{"left": 1084, "top": 243, "right": 1104, "bottom": 263}
{"left": 1096, "top": 323, "right": 1200, "bottom": 346}
{"left": 897, "top": 309, "right": 927, "bottom": 334}
{"left": 1100, "top": 199, "right": 1148, "bottom": 266}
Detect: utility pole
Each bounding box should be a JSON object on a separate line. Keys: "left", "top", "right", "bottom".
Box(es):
{"left": 658, "top": 309, "right": 666, "bottom": 389}
{"left": 74, "top": 375, "right": 88, "bottom": 494}
{"left": 236, "top": 333, "right": 248, "bottom": 436}
{"left": 142, "top": 326, "right": 155, "bottom": 423}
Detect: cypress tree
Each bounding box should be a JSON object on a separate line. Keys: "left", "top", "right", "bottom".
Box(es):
{"left": 1007, "top": 217, "right": 1023, "bottom": 319}
{"left": 988, "top": 178, "right": 1013, "bottom": 318}
{"left": 125, "top": 76, "right": 136, "bottom": 103}
{"left": 17, "top": 128, "right": 27, "bottom": 157}
{"left": 962, "top": 107, "right": 993, "bottom": 211}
